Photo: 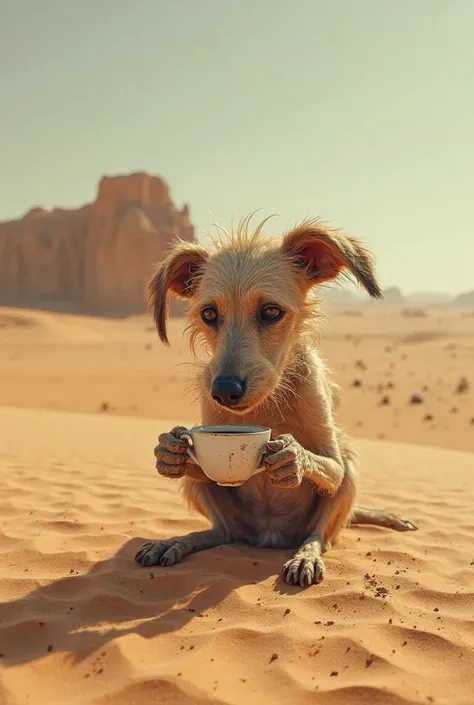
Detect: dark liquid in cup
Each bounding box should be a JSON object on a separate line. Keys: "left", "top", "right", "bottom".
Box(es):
{"left": 214, "top": 429, "right": 247, "bottom": 433}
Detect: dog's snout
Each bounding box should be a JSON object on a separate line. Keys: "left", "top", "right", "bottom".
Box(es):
{"left": 211, "top": 376, "right": 246, "bottom": 407}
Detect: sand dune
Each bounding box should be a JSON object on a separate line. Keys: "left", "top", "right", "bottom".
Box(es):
{"left": 0, "top": 308, "right": 108, "bottom": 341}
{"left": 1, "top": 305, "right": 473, "bottom": 703}
{"left": 1, "top": 306, "right": 473, "bottom": 452}
{"left": 1, "top": 407, "right": 473, "bottom": 705}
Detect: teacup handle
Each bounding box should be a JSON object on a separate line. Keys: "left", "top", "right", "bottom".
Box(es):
{"left": 177, "top": 430, "right": 200, "bottom": 466}
{"left": 254, "top": 445, "right": 269, "bottom": 474}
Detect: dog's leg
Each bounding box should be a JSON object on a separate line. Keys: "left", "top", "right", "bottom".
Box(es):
{"left": 135, "top": 526, "right": 230, "bottom": 567}
{"left": 264, "top": 433, "right": 345, "bottom": 493}
{"left": 282, "top": 458, "right": 357, "bottom": 587}
{"left": 350, "top": 506, "right": 417, "bottom": 531}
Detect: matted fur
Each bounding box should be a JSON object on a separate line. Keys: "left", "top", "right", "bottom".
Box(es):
{"left": 137, "top": 216, "right": 417, "bottom": 587}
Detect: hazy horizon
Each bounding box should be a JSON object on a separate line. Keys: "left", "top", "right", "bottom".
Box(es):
{"left": 2, "top": 1, "right": 474, "bottom": 294}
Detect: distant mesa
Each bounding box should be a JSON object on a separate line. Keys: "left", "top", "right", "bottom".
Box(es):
{"left": 0, "top": 172, "right": 194, "bottom": 314}
{"left": 320, "top": 287, "right": 360, "bottom": 306}
{"left": 452, "top": 290, "right": 474, "bottom": 307}
{"left": 380, "top": 286, "right": 405, "bottom": 306}
{"left": 407, "top": 291, "right": 452, "bottom": 306}
{"left": 322, "top": 282, "right": 470, "bottom": 309}
{"left": 321, "top": 284, "right": 407, "bottom": 307}
{"left": 1, "top": 184, "right": 471, "bottom": 314}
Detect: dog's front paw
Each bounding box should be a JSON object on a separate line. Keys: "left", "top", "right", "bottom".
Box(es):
{"left": 282, "top": 554, "right": 326, "bottom": 587}
{"left": 135, "top": 539, "right": 188, "bottom": 567}
{"left": 154, "top": 426, "right": 192, "bottom": 479}
{"left": 263, "top": 434, "right": 305, "bottom": 488}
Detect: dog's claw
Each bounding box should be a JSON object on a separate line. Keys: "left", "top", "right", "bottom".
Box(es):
{"left": 281, "top": 555, "right": 325, "bottom": 587}
{"left": 135, "top": 540, "right": 186, "bottom": 567}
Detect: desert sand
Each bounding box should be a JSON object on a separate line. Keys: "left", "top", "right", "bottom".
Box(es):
{"left": 1, "top": 305, "right": 474, "bottom": 705}
{"left": 1, "top": 305, "right": 473, "bottom": 453}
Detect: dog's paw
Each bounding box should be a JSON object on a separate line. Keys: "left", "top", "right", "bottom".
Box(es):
{"left": 154, "top": 426, "right": 192, "bottom": 479}
{"left": 135, "top": 540, "right": 187, "bottom": 567}
{"left": 263, "top": 434, "right": 305, "bottom": 488}
{"left": 281, "top": 554, "right": 325, "bottom": 587}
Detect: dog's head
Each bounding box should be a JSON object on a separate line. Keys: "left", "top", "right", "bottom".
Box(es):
{"left": 147, "top": 218, "right": 382, "bottom": 414}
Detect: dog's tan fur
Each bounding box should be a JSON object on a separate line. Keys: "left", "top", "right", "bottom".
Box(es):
{"left": 135, "top": 217, "right": 417, "bottom": 587}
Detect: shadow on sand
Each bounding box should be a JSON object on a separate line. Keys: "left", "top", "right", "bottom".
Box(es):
{"left": 0, "top": 538, "right": 301, "bottom": 667}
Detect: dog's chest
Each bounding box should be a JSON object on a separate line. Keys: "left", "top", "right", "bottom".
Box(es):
{"left": 230, "top": 474, "right": 318, "bottom": 548}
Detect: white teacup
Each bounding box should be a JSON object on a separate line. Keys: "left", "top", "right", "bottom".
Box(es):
{"left": 178, "top": 425, "right": 271, "bottom": 486}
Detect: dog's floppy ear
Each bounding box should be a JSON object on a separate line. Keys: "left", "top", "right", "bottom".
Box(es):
{"left": 281, "top": 220, "right": 383, "bottom": 299}
{"left": 146, "top": 241, "right": 209, "bottom": 345}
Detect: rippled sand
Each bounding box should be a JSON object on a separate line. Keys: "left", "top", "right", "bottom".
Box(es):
{"left": 1, "top": 407, "right": 473, "bottom": 705}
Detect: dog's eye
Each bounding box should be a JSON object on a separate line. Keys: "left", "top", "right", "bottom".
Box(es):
{"left": 261, "top": 305, "right": 285, "bottom": 322}
{"left": 201, "top": 306, "right": 218, "bottom": 324}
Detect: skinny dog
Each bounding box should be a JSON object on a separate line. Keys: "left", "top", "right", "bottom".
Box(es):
{"left": 135, "top": 217, "right": 417, "bottom": 587}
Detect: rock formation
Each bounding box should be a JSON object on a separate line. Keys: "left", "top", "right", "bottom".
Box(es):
{"left": 452, "top": 290, "right": 474, "bottom": 307}
{"left": 379, "top": 286, "right": 406, "bottom": 306}
{"left": 0, "top": 172, "right": 194, "bottom": 313}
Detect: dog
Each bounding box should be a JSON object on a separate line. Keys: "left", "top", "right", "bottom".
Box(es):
{"left": 135, "top": 216, "right": 417, "bottom": 587}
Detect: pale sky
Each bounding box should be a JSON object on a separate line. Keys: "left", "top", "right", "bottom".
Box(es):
{"left": 2, "top": 1, "right": 473, "bottom": 294}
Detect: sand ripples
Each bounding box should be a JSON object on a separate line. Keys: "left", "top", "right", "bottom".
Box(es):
{"left": 1, "top": 408, "right": 473, "bottom": 704}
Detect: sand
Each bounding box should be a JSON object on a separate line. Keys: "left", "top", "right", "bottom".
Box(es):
{"left": 1, "top": 306, "right": 474, "bottom": 704}
{"left": 1, "top": 306, "right": 473, "bottom": 452}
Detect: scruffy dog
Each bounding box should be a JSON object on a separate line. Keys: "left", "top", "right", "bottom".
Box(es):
{"left": 135, "top": 217, "right": 417, "bottom": 587}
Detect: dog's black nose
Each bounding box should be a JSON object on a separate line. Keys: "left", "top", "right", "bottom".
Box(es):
{"left": 211, "top": 376, "right": 245, "bottom": 407}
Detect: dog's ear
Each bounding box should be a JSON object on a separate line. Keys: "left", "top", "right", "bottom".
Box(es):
{"left": 281, "top": 220, "right": 382, "bottom": 299}
{"left": 146, "top": 241, "right": 209, "bottom": 345}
